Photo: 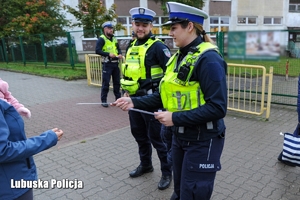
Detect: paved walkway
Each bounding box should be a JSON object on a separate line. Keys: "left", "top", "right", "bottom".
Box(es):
{"left": 2, "top": 70, "right": 300, "bottom": 200}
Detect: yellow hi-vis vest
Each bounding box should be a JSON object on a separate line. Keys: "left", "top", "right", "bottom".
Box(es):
{"left": 121, "top": 37, "right": 164, "bottom": 95}
{"left": 159, "top": 42, "right": 219, "bottom": 112}
{"left": 100, "top": 35, "right": 118, "bottom": 62}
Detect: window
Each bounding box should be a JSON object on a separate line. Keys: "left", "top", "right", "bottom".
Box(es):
{"left": 117, "top": 17, "right": 127, "bottom": 24}
{"left": 237, "top": 17, "right": 257, "bottom": 25}
{"left": 152, "top": 17, "right": 159, "bottom": 24}
{"left": 161, "top": 17, "right": 169, "bottom": 24}
{"left": 248, "top": 18, "right": 257, "bottom": 24}
{"left": 115, "top": 16, "right": 170, "bottom": 37}
{"left": 274, "top": 18, "right": 282, "bottom": 24}
{"left": 209, "top": 16, "right": 230, "bottom": 34}
{"left": 289, "top": 0, "right": 300, "bottom": 12}
{"left": 264, "top": 17, "right": 282, "bottom": 25}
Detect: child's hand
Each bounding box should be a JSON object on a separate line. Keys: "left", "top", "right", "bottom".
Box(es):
{"left": 52, "top": 128, "right": 64, "bottom": 141}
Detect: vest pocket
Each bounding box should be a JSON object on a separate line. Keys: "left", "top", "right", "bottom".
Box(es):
{"left": 120, "top": 79, "right": 139, "bottom": 95}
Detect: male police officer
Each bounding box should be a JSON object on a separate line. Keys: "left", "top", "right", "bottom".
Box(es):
{"left": 120, "top": 7, "right": 172, "bottom": 190}
{"left": 95, "top": 21, "right": 122, "bottom": 107}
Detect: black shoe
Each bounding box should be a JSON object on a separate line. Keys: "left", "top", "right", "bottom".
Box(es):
{"left": 101, "top": 102, "right": 109, "bottom": 107}
{"left": 158, "top": 175, "right": 172, "bottom": 190}
{"left": 129, "top": 165, "right": 153, "bottom": 178}
{"left": 278, "top": 151, "right": 297, "bottom": 167}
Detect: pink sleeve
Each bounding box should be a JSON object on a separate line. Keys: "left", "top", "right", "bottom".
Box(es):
{"left": 5, "top": 92, "right": 24, "bottom": 110}
{"left": 0, "top": 79, "right": 24, "bottom": 110}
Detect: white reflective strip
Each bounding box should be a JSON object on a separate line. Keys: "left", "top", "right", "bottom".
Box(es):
{"left": 207, "top": 139, "right": 212, "bottom": 161}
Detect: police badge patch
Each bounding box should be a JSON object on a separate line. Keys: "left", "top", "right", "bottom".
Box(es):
{"left": 139, "top": 8, "right": 145, "bottom": 14}
{"left": 163, "top": 48, "right": 171, "bottom": 57}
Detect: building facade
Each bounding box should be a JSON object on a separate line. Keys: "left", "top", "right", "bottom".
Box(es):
{"left": 63, "top": 0, "right": 300, "bottom": 61}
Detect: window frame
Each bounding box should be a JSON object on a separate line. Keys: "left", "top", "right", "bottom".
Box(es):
{"left": 209, "top": 16, "right": 230, "bottom": 35}
{"left": 263, "top": 17, "right": 282, "bottom": 25}
{"left": 237, "top": 17, "right": 257, "bottom": 25}
{"left": 289, "top": 3, "right": 300, "bottom": 12}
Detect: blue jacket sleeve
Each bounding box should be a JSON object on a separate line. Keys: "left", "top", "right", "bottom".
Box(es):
{"left": 95, "top": 37, "right": 109, "bottom": 57}
{"left": 0, "top": 101, "right": 58, "bottom": 163}
{"left": 131, "top": 91, "right": 163, "bottom": 110}
{"left": 117, "top": 42, "right": 122, "bottom": 55}
{"left": 172, "top": 50, "right": 227, "bottom": 127}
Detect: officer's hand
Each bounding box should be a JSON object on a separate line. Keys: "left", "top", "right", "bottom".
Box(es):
{"left": 123, "top": 91, "right": 129, "bottom": 97}
{"left": 111, "top": 97, "right": 134, "bottom": 111}
{"left": 154, "top": 111, "right": 174, "bottom": 127}
{"left": 121, "top": 56, "right": 126, "bottom": 63}
{"left": 117, "top": 54, "right": 123, "bottom": 59}
{"left": 109, "top": 53, "right": 116, "bottom": 58}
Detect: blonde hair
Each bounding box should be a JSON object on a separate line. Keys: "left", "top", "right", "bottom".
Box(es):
{"left": 193, "top": 23, "right": 215, "bottom": 44}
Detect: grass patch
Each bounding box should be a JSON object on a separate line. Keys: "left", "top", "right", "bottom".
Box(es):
{"left": 225, "top": 57, "right": 300, "bottom": 77}
{"left": 0, "top": 62, "right": 87, "bottom": 80}
{"left": 1, "top": 56, "right": 299, "bottom": 80}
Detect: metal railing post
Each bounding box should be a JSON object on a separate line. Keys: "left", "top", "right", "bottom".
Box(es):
{"left": 265, "top": 67, "right": 274, "bottom": 120}
{"left": 218, "top": 32, "right": 224, "bottom": 56}
{"left": 85, "top": 54, "right": 91, "bottom": 85}
{"left": 66, "top": 32, "right": 74, "bottom": 69}
{"left": 1, "top": 38, "right": 8, "bottom": 63}
{"left": 40, "top": 34, "right": 47, "bottom": 67}
{"left": 19, "top": 36, "right": 26, "bottom": 66}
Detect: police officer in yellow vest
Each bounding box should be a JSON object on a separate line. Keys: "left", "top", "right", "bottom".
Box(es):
{"left": 120, "top": 7, "right": 172, "bottom": 190}
{"left": 114, "top": 2, "right": 227, "bottom": 199}
{"left": 95, "top": 21, "right": 122, "bottom": 107}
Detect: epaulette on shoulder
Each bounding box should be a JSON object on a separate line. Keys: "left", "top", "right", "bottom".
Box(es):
{"left": 150, "top": 35, "right": 156, "bottom": 40}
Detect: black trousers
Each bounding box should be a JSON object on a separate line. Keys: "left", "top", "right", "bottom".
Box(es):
{"left": 172, "top": 134, "right": 225, "bottom": 200}
{"left": 129, "top": 110, "right": 172, "bottom": 176}
{"left": 160, "top": 125, "right": 173, "bottom": 165}
{"left": 101, "top": 62, "right": 121, "bottom": 102}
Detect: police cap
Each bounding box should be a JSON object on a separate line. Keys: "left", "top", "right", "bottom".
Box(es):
{"left": 129, "top": 7, "right": 156, "bottom": 23}
{"left": 163, "top": 2, "right": 208, "bottom": 26}
{"left": 102, "top": 21, "right": 114, "bottom": 29}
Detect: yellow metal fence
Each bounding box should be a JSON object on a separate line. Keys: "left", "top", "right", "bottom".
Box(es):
{"left": 85, "top": 54, "right": 274, "bottom": 119}
{"left": 85, "top": 54, "right": 103, "bottom": 87}
{"left": 85, "top": 54, "right": 123, "bottom": 87}
{"left": 227, "top": 63, "right": 273, "bottom": 120}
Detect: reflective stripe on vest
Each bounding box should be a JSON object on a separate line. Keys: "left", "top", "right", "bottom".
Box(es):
{"left": 121, "top": 37, "right": 164, "bottom": 94}
{"left": 100, "top": 35, "right": 118, "bottom": 55}
{"left": 159, "top": 42, "right": 219, "bottom": 112}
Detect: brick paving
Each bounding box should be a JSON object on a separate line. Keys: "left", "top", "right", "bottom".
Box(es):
{"left": 2, "top": 70, "right": 300, "bottom": 200}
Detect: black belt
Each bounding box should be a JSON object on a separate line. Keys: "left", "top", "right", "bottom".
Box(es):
{"left": 103, "top": 60, "right": 118, "bottom": 64}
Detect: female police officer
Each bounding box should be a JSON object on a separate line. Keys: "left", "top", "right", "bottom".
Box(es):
{"left": 113, "top": 2, "right": 227, "bottom": 200}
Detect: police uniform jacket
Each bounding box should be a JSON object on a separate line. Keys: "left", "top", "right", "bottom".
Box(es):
{"left": 126, "top": 33, "right": 170, "bottom": 93}
{"left": 131, "top": 36, "right": 227, "bottom": 141}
